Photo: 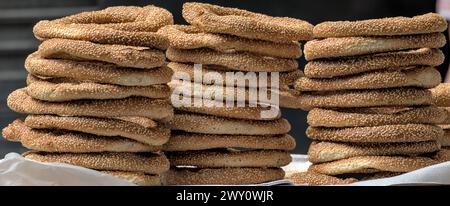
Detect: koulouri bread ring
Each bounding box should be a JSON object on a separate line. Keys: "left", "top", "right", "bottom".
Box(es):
{"left": 430, "top": 83, "right": 450, "bottom": 107}
{"left": 298, "top": 88, "right": 432, "bottom": 110}
{"left": 289, "top": 171, "right": 357, "bottom": 185}
{"left": 304, "top": 48, "right": 444, "bottom": 78}
{"left": 182, "top": 2, "right": 313, "bottom": 42}
{"left": 308, "top": 156, "right": 438, "bottom": 175}
{"left": 437, "top": 130, "right": 450, "bottom": 147}
{"left": 38, "top": 38, "right": 166, "bottom": 69}
{"left": 167, "top": 149, "right": 292, "bottom": 168}
{"left": 33, "top": 5, "right": 172, "bottom": 48}
{"left": 24, "top": 115, "right": 170, "bottom": 146}
{"left": 102, "top": 171, "right": 161, "bottom": 186}
{"left": 163, "top": 167, "right": 284, "bottom": 185}
{"left": 304, "top": 33, "right": 446, "bottom": 60}
{"left": 166, "top": 47, "right": 298, "bottom": 72}
{"left": 26, "top": 75, "right": 170, "bottom": 102}
{"left": 2, "top": 119, "right": 161, "bottom": 153}
{"left": 164, "top": 133, "right": 295, "bottom": 151}
{"left": 295, "top": 67, "right": 441, "bottom": 91}
{"left": 307, "top": 141, "right": 440, "bottom": 164}
{"left": 306, "top": 124, "right": 443, "bottom": 143}
{"left": 25, "top": 52, "right": 173, "bottom": 86}
{"left": 158, "top": 25, "right": 301, "bottom": 58}
{"left": 307, "top": 106, "right": 446, "bottom": 127}
{"left": 23, "top": 151, "right": 169, "bottom": 174}
{"left": 7, "top": 88, "right": 173, "bottom": 120}
{"left": 167, "top": 113, "right": 290, "bottom": 135}
{"left": 313, "top": 13, "right": 447, "bottom": 38}
{"left": 168, "top": 62, "right": 303, "bottom": 90}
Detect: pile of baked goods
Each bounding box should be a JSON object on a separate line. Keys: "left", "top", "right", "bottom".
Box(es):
{"left": 160, "top": 2, "right": 312, "bottom": 185}
{"left": 431, "top": 83, "right": 450, "bottom": 161}
{"left": 2, "top": 6, "right": 175, "bottom": 185}
{"left": 291, "top": 13, "right": 450, "bottom": 185}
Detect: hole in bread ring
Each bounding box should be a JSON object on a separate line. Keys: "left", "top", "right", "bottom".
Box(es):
{"left": 33, "top": 5, "right": 172, "bottom": 48}
{"left": 182, "top": 2, "right": 313, "bottom": 42}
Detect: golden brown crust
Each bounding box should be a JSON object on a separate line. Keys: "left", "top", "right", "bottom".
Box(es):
{"left": 430, "top": 83, "right": 450, "bottom": 107}
{"left": 304, "top": 48, "right": 444, "bottom": 78}
{"left": 26, "top": 74, "right": 170, "bottom": 101}
{"left": 437, "top": 130, "right": 450, "bottom": 147}
{"left": 308, "top": 156, "right": 438, "bottom": 175}
{"left": 34, "top": 5, "right": 172, "bottom": 48}
{"left": 308, "top": 141, "right": 440, "bottom": 164}
{"left": 289, "top": 171, "right": 357, "bottom": 185}
{"left": 102, "top": 171, "right": 161, "bottom": 186}
{"left": 166, "top": 47, "right": 298, "bottom": 72}
{"left": 111, "top": 116, "right": 157, "bottom": 128}
{"left": 24, "top": 115, "right": 170, "bottom": 146}
{"left": 25, "top": 52, "right": 173, "bottom": 86}
{"left": 299, "top": 88, "right": 432, "bottom": 110}
{"left": 167, "top": 113, "right": 290, "bottom": 135}
{"left": 167, "top": 149, "right": 292, "bottom": 168}
{"left": 163, "top": 167, "right": 285, "bottom": 185}
{"left": 38, "top": 39, "right": 166, "bottom": 69}
{"left": 306, "top": 124, "right": 443, "bottom": 143}
{"left": 2, "top": 119, "right": 161, "bottom": 153}
{"left": 307, "top": 106, "right": 446, "bottom": 127}
{"left": 164, "top": 133, "right": 295, "bottom": 151}
{"left": 182, "top": 2, "right": 313, "bottom": 42}
{"left": 433, "top": 147, "right": 450, "bottom": 162}
{"left": 442, "top": 108, "right": 450, "bottom": 124}
{"left": 295, "top": 67, "right": 441, "bottom": 91}
{"left": 304, "top": 33, "right": 446, "bottom": 60}
{"left": 167, "top": 62, "right": 303, "bottom": 90}
{"left": 7, "top": 88, "right": 173, "bottom": 120}
{"left": 159, "top": 25, "right": 301, "bottom": 58}
{"left": 313, "top": 13, "right": 447, "bottom": 38}
{"left": 23, "top": 151, "right": 169, "bottom": 174}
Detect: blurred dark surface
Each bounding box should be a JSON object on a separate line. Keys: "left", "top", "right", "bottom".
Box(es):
{"left": 0, "top": 0, "right": 447, "bottom": 156}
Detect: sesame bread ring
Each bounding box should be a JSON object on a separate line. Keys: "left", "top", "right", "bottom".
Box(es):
{"left": 306, "top": 124, "right": 443, "bottom": 143}
{"left": 25, "top": 52, "right": 173, "bottom": 86}
{"left": 158, "top": 25, "right": 301, "bottom": 58}
{"left": 308, "top": 141, "right": 441, "bottom": 164}
{"left": 437, "top": 130, "right": 450, "bottom": 147}
{"left": 174, "top": 98, "right": 281, "bottom": 120}
{"left": 443, "top": 108, "right": 450, "bottom": 124}
{"left": 313, "top": 13, "right": 447, "bottom": 38}
{"left": 163, "top": 167, "right": 284, "bottom": 185}
{"left": 164, "top": 133, "right": 295, "bottom": 151}
{"left": 307, "top": 106, "right": 446, "bottom": 127}
{"left": 430, "top": 83, "right": 450, "bottom": 107}
{"left": 38, "top": 39, "right": 166, "bottom": 69}
{"left": 167, "top": 149, "right": 291, "bottom": 168}
{"left": 26, "top": 75, "right": 170, "bottom": 102}
{"left": 102, "top": 171, "right": 161, "bottom": 186}
{"left": 2, "top": 119, "right": 161, "bottom": 153}
{"left": 7, "top": 89, "right": 173, "bottom": 120}
{"left": 304, "top": 48, "right": 444, "bottom": 78}
{"left": 433, "top": 147, "right": 450, "bottom": 162}
{"left": 168, "top": 62, "right": 303, "bottom": 90}
{"left": 308, "top": 156, "right": 438, "bottom": 175}
{"left": 23, "top": 151, "right": 169, "bottom": 175}
{"left": 111, "top": 116, "right": 157, "bottom": 128}
{"left": 304, "top": 33, "right": 446, "bottom": 60}
{"left": 299, "top": 88, "right": 432, "bottom": 110}
{"left": 182, "top": 2, "right": 313, "bottom": 42}
{"left": 295, "top": 67, "right": 441, "bottom": 92}
{"left": 289, "top": 171, "right": 357, "bottom": 185}
{"left": 33, "top": 6, "right": 171, "bottom": 48}
{"left": 167, "top": 113, "right": 290, "bottom": 135}
{"left": 166, "top": 48, "right": 298, "bottom": 72}
{"left": 24, "top": 115, "right": 170, "bottom": 146}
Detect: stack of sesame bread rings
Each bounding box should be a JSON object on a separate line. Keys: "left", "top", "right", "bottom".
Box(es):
{"left": 159, "top": 3, "right": 313, "bottom": 185}
{"left": 291, "top": 13, "right": 450, "bottom": 185}
{"left": 2, "top": 6, "right": 175, "bottom": 186}
{"left": 431, "top": 83, "right": 450, "bottom": 162}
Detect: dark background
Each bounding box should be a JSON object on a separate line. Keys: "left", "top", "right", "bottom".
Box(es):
{"left": 0, "top": 0, "right": 448, "bottom": 156}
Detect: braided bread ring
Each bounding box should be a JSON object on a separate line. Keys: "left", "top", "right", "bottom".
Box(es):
{"left": 313, "top": 13, "right": 447, "bottom": 38}
{"left": 304, "top": 48, "right": 444, "bottom": 78}
{"left": 304, "top": 33, "right": 446, "bottom": 60}
{"left": 182, "top": 2, "right": 313, "bottom": 42}
{"left": 34, "top": 5, "right": 171, "bottom": 48}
